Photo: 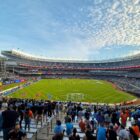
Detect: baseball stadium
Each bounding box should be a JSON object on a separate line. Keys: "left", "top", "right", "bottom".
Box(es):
{"left": 0, "top": 0, "right": 140, "bottom": 140}
{"left": 0, "top": 49, "right": 140, "bottom": 104}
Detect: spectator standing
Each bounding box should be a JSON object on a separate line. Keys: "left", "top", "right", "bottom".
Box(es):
{"left": 8, "top": 124, "right": 26, "bottom": 140}
{"left": 53, "top": 120, "right": 64, "bottom": 140}
{"left": 47, "top": 101, "right": 52, "bottom": 117}
{"left": 36, "top": 103, "right": 43, "bottom": 126}
{"left": 2, "top": 107, "right": 19, "bottom": 140}
{"left": 69, "top": 128, "right": 80, "bottom": 140}
{"left": 132, "top": 122, "right": 140, "bottom": 138}
{"left": 129, "top": 127, "right": 138, "bottom": 140}
{"left": 18, "top": 105, "right": 25, "bottom": 129}
{"left": 0, "top": 111, "right": 3, "bottom": 131}
{"left": 83, "top": 130, "right": 95, "bottom": 140}
{"left": 54, "top": 120, "right": 64, "bottom": 135}
{"left": 107, "top": 125, "right": 117, "bottom": 140}
{"left": 66, "top": 118, "right": 73, "bottom": 136}
{"left": 24, "top": 108, "right": 33, "bottom": 131}
{"left": 118, "top": 125, "right": 130, "bottom": 140}
{"left": 120, "top": 110, "right": 128, "bottom": 127}
{"left": 64, "top": 113, "right": 71, "bottom": 124}
{"left": 97, "top": 123, "right": 106, "bottom": 140}
{"left": 79, "top": 119, "right": 86, "bottom": 132}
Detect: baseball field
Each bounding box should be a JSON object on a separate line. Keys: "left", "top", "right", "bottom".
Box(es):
{"left": 9, "top": 79, "right": 136, "bottom": 103}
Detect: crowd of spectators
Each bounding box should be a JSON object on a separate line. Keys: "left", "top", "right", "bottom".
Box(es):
{"left": 52, "top": 102, "right": 140, "bottom": 140}
{"left": 0, "top": 97, "right": 140, "bottom": 140}
{"left": 109, "top": 78, "right": 140, "bottom": 96}
{"left": 14, "top": 54, "right": 140, "bottom": 69}
{"left": 0, "top": 97, "right": 62, "bottom": 140}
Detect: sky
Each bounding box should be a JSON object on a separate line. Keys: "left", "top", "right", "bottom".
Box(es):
{"left": 0, "top": 0, "right": 140, "bottom": 60}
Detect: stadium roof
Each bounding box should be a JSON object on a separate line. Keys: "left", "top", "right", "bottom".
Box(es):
{"left": 1, "top": 49, "right": 140, "bottom": 63}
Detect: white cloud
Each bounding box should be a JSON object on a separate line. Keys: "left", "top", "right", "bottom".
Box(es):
{"left": 68, "top": 0, "right": 140, "bottom": 57}
{"left": 0, "top": 0, "right": 140, "bottom": 60}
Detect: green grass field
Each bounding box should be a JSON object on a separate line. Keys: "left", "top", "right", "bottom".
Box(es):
{"left": 9, "top": 79, "right": 136, "bottom": 103}
{"left": 0, "top": 82, "right": 25, "bottom": 91}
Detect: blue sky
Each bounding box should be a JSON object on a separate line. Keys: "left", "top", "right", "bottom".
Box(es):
{"left": 0, "top": 0, "right": 140, "bottom": 60}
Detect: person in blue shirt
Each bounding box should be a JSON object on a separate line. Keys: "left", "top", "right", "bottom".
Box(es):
{"left": 54, "top": 120, "right": 64, "bottom": 135}
{"left": 96, "top": 112, "right": 105, "bottom": 125}
{"left": 97, "top": 123, "right": 106, "bottom": 140}
{"left": 66, "top": 118, "right": 73, "bottom": 136}
{"left": 53, "top": 120, "right": 64, "bottom": 140}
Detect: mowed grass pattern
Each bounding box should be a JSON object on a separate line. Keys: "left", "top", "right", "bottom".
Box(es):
{"left": 10, "top": 79, "right": 136, "bottom": 103}
{"left": 1, "top": 82, "right": 25, "bottom": 91}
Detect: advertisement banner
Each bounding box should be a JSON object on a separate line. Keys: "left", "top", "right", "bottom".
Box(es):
{"left": 15, "top": 79, "right": 20, "bottom": 83}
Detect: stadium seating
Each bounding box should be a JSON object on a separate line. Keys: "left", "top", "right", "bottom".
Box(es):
{"left": 1, "top": 50, "right": 140, "bottom": 96}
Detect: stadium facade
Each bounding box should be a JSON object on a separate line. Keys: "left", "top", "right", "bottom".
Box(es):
{"left": 1, "top": 49, "right": 140, "bottom": 96}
